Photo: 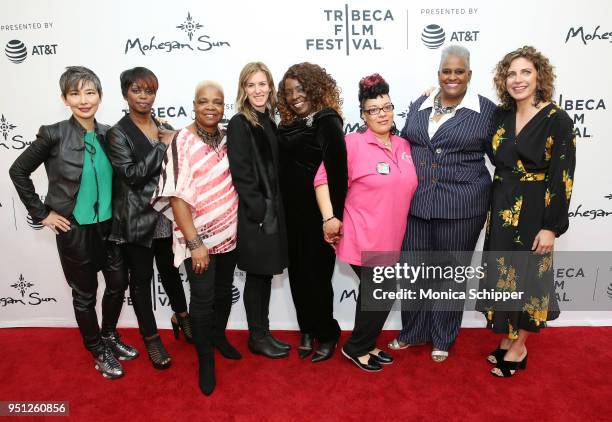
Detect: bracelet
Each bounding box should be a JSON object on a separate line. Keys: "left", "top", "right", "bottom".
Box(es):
{"left": 322, "top": 216, "right": 336, "bottom": 224}
{"left": 186, "top": 235, "right": 204, "bottom": 251}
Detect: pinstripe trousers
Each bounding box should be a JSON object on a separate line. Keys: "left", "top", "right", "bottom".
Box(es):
{"left": 398, "top": 214, "right": 486, "bottom": 351}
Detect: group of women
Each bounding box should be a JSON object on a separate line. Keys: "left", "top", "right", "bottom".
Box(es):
{"left": 9, "top": 43, "right": 576, "bottom": 396}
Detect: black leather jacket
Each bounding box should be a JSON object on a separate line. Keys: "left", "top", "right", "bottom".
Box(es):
{"left": 9, "top": 116, "right": 110, "bottom": 222}
{"left": 106, "top": 115, "right": 170, "bottom": 247}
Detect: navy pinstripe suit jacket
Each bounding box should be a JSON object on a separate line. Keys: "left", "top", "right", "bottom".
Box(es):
{"left": 400, "top": 94, "right": 496, "bottom": 220}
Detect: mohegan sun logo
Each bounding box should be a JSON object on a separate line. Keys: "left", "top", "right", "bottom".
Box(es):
{"left": 0, "top": 114, "right": 17, "bottom": 141}
{"left": 176, "top": 12, "right": 203, "bottom": 41}
{"left": 10, "top": 274, "right": 34, "bottom": 297}
{"left": 124, "top": 11, "right": 230, "bottom": 55}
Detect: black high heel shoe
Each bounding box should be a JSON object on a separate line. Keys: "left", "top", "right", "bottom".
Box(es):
{"left": 144, "top": 335, "right": 172, "bottom": 370}
{"left": 491, "top": 353, "right": 528, "bottom": 377}
{"left": 171, "top": 313, "right": 193, "bottom": 343}
{"left": 487, "top": 346, "right": 508, "bottom": 365}
{"left": 298, "top": 333, "right": 314, "bottom": 359}
{"left": 312, "top": 340, "right": 336, "bottom": 363}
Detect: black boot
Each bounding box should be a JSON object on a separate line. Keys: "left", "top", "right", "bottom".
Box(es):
{"left": 248, "top": 335, "right": 289, "bottom": 359}
{"left": 193, "top": 320, "right": 216, "bottom": 396}
{"left": 213, "top": 287, "right": 241, "bottom": 359}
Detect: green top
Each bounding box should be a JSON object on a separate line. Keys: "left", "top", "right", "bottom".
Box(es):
{"left": 72, "top": 131, "right": 113, "bottom": 225}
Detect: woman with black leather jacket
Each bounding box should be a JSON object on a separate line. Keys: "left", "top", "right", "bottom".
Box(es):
{"left": 9, "top": 66, "right": 137, "bottom": 380}
{"left": 107, "top": 67, "right": 190, "bottom": 370}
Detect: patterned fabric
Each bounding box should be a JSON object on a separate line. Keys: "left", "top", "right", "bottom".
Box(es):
{"left": 146, "top": 136, "right": 173, "bottom": 240}
{"left": 152, "top": 127, "right": 238, "bottom": 267}
{"left": 400, "top": 94, "right": 496, "bottom": 220}
{"left": 477, "top": 103, "right": 576, "bottom": 337}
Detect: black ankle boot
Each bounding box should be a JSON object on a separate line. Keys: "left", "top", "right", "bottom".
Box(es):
{"left": 213, "top": 335, "right": 242, "bottom": 360}
{"left": 248, "top": 335, "right": 289, "bottom": 359}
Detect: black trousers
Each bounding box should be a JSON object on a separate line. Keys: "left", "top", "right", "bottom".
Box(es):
{"left": 243, "top": 272, "right": 276, "bottom": 339}
{"left": 122, "top": 237, "right": 188, "bottom": 338}
{"left": 184, "top": 250, "right": 237, "bottom": 355}
{"left": 343, "top": 265, "right": 394, "bottom": 358}
{"left": 288, "top": 246, "right": 340, "bottom": 343}
{"left": 55, "top": 219, "right": 127, "bottom": 353}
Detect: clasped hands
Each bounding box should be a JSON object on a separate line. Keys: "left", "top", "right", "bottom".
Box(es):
{"left": 322, "top": 217, "right": 342, "bottom": 250}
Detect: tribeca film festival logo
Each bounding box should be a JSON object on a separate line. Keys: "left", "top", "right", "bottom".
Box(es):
{"left": 565, "top": 25, "right": 612, "bottom": 45}
{"left": 1, "top": 274, "right": 58, "bottom": 307}
{"left": 557, "top": 93, "right": 606, "bottom": 140}
{"left": 305, "top": 6, "right": 395, "bottom": 55}
{"left": 4, "top": 39, "right": 58, "bottom": 64}
{"left": 120, "top": 103, "right": 233, "bottom": 127}
{"left": 124, "top": 12, "right": 230, "bottom": 55}
{"left": 0, "top": 114, "right": 30, "bottom": 150}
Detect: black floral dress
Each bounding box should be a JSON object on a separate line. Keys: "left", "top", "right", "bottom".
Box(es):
{"left": 477, "top": 103, "right": 576, "bottom": 338}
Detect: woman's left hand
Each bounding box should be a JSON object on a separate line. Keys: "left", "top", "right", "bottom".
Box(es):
{"left": 532, "top": 229, "right": 555, "bottom": 255}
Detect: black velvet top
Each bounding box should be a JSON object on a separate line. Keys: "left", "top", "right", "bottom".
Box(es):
{"left": 278, "top": 107, "right": 348, "bottom": 223}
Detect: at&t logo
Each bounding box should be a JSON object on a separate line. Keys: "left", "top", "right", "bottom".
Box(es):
{"left": 4, "top": 39, "right": 58, "bottom": 64}
{"left": 420, "top": 24, "right": 479, "bottom": 49}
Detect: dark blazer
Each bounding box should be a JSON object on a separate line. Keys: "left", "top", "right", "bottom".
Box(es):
{"left": 400, "top": 94, "right": 496, "bottom": 220}
{"left": 227, "top": 111, "right": 288, "bottom": 275}
{"left": 9, "top": 116, "right": 110, "bottom": 222}
{"left": 106, "top": 115, "right": 170, "bottom": 247}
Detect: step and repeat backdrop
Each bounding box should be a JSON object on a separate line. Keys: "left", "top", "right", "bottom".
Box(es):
{"left": 1, "top": 0, "right": 611, "bottom": 329}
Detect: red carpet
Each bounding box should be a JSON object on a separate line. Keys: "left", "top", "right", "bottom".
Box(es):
{"left": 1, "top": 327, "right": 611, "bottom": 421}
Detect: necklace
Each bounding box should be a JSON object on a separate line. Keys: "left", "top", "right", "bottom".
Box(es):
{"left": 433, "top": 93, "right": 459, "bottom": 115}
{"left": 303, "top": 112, "right": 316, "bottom": 127}
{"left": 195, "top": 122, "right": 222, "bottom": 155}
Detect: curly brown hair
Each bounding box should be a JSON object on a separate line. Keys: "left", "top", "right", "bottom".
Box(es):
{"left": 494, "top": 46, "right": 556, "bottom": 109}
{"left": 277, "top": 62, "right": 343, "bottom": 125}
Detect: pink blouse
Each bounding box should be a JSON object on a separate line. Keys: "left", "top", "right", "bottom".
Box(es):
{"left": 314, "top": 128, "right": 417, "bottom": 266}
{"left": 152, "top": 127, "right": 238, "bottom": 267}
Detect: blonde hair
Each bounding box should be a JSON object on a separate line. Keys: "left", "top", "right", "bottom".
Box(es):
{"left": 194, "top": 80, "right": 224, "bottom": 99}
{"left": 235, "top": 62, "right": 277, "bottom": 127}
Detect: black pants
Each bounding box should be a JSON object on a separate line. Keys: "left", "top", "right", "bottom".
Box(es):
{"left": 55, "top": 219, "right": 127, "bottom": 353}
{"left": 343, "top": 265, "right": 394, "bottom": 358}
{"left": 243, "top": 272, "right": 275, "bottom": 339}
{"left": 122, "top": 237, "right": 188, "bottom": 338}
{"left": 288, "top": 246, "right": 340, "bottom": 343}
{"left": 184, "top": 250, "right": 237, "bottom": 348}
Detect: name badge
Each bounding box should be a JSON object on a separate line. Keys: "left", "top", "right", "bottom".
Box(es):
{"left": 376, "top": 162, "right": 390, "bottom": 175}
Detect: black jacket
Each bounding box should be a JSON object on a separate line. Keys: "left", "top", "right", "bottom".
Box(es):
{"left": 106, "top": 115, "right": 170, "bottom": 247}
{"left": 227, "top": 111, "right": 288, "bottom": 275}
{"left": 9, "top": 116, "right": 110, "bottom": 222}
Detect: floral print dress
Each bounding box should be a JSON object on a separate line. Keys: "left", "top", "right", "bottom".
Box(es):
{"left": 477, "top": 103, "right": 576, "bottom": 338}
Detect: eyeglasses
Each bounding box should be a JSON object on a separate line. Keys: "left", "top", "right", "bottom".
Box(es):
{"left": 362, "top": 104, "right": 394, "bottom": 115}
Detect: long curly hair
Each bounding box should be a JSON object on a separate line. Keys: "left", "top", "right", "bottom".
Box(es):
{"left": 494, "top": 46, "right": 556, "bottom": 109}
{"left": 277, "top": 62, "right": 342, "bottom": 125}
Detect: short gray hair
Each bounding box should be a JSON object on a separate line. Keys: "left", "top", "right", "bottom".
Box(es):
{"left": 195, "top": 80, "right": 224, "bottom": 99}
{"left": 439, "top": 45, "right": 470, "bottom": 70}
{"left": 59, "top": 66, "right": 102, "bottom": 98}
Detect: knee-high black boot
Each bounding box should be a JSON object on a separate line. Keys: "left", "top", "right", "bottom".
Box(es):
{"left": 193, "top": 318, "right": 215, "bottom": 396}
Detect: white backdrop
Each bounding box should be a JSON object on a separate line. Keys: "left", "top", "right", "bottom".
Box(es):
{"left": 1, "top": 0, "right": 611, "bottom": 330}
